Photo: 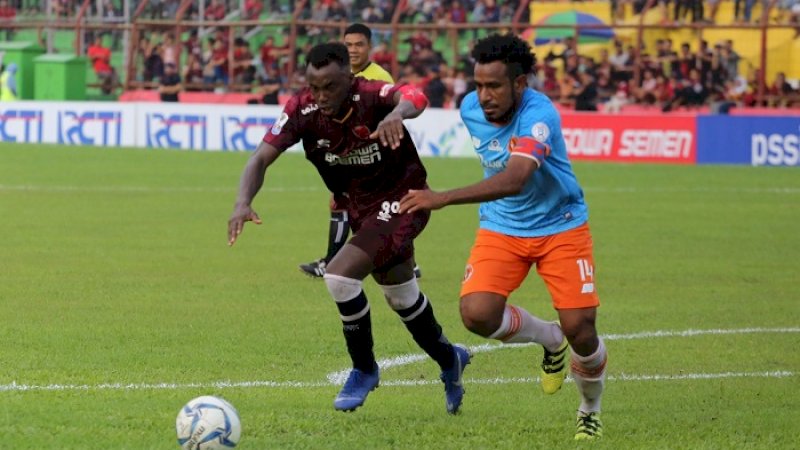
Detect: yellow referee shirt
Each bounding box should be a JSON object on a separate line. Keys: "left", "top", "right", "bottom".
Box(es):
{"left": 354, "top": 62, "right": 394, "bottom": 83}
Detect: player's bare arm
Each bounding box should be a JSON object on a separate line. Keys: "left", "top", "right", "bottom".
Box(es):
{"left": 227, "top": 141, "right": 281, "bottom": 246}
{"left": 369, "top": 86, "right": 428, "bottom": 149}
{"left": 399, "top": 154, "right": 538, "bottom": 214}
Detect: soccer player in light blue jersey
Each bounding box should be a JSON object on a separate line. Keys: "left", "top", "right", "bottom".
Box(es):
{"left": 400, "top": 34, "right": 606, "bottom": 440}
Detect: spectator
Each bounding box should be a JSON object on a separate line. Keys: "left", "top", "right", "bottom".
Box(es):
{"left": 655, "top": 74, "right": 674, "bottom": 103}
{"left": 87, "top": 34, "right": 119, "bottom": 95}
{"left": 182, "top": 53, "right": 205, "bottom": 91}
{"left": 767, "top": 72, "right": 796, "bottom": 107}
{"left": 183, "top": 29, "right": 202, "bottom": 59}
{"left": 143, "top": 40, "right": 164, "bottom": 83}
{"left": 158, "top": 63, "right": 182, "bottom": 102}
{"left": 0, "top": 0, "right": 16, "bottom": 40}
{"left": 204, "top": 0, "right": 226, "bottom": 21}
{"left": 371, "top": 41, "right": 394, "bottom": 73}
{"left": 450, "top": 68, "right": 468, "bottom": 104}
{"left": 724, "top": 75, "right": 748, "bottom": 103}
{"left": 51, "top": 0, "right": 72, "bottom": 17}
{"left": 253, "top": 64, "right": 282, "bottom": 104}
{"left": 259, "top": 36, "right": 289, "bottom": 71}
{"left": 720, "top": 40, "right": 740, "bottom": 82}
{"left": 406, "top": 30, "right": 432, "bottom": 55}
{"left": 424, "top": 66, "right": 447, "bottom": 108}
{"left": 232, "top": 37, "right": 255, "bottom": 89}
{"left": 595, "top": 71, "right": 615, "bottom": 104}
{"left": 574, "top": 70, "right": 599, "bottom": 111}
{"left": 662, "top": 68, "right": 708, "bottom": 111}
{"left": 634, "top": 68, "right": 658, "bottom": 104}
{"left": 450, "top": 1, "right": 466, "bottom": 22}
{"left": 209, "top": 38, "right": 229, "bottom": 87}
{"left": 657, "top": 39, "right": 678, "bottom": 78}
{"left": 0, "top": 63, "right": 18, "bottom": 102}
{"left": 244, "top": 0, "right": 263, "bottom": 20}
{"left": 161, "top": 33, "right": 178, "bottom": 68}
{"left": 675, "top": 42, "right": 694, "bottom": 80}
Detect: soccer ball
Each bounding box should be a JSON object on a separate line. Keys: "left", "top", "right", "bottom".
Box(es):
{"left": 176, "top": 395, "right": 241, "bottom": 450}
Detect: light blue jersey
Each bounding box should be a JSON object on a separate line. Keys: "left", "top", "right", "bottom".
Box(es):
{"left": 460, "top": 88, "right": 588, "bottom": 237}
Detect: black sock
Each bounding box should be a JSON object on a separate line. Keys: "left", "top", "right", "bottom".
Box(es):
{"left": 335, "top": 290, "right": 375, "bottom": 373}
{"left": 396, "top": 293, "right": 455, "bottom": 371}
{"left": 325, "top": 210, "right": 350, "bottom": 263}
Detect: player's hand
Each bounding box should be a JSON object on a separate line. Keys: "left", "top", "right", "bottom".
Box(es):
{"left": 370, "top": 112, "right": 404, "bottom": 149}
{"left": 399, "top": 189, "right": 446, "bottom": 213}
{"left": 228, "top": 204, "right": 262, "bottom": 246}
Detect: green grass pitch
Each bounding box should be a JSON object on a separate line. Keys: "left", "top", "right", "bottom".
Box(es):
{"left": 0, "top": 143, "right": 798, "bottom": 449}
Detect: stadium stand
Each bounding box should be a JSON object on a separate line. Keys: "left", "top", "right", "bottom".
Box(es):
{"left": 0, "top": 0, "right": 797, "bottom": 109}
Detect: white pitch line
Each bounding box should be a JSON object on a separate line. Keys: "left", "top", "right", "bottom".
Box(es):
{"left": 326, "top": 327, "right": 800, "bottom": 384}
{"left": 0, "top": 327, "right": 796, "bottom": 393}
{"left": 0, "top": 371, "right": 793, "bottom": 393}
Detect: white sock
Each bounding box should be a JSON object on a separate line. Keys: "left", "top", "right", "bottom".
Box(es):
{"left": 571, "top": 337, "right": 607, "bottom": 414}
{"left": 488, "top": 304, "right": 564, "bottom": 351}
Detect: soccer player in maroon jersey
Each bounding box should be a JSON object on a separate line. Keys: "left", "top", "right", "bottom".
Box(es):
{"left": 227, "top": 42, "right": 470, "bottom": 414}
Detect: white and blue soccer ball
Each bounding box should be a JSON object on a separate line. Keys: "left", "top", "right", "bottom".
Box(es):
{"left": 176, "top": 395, "right": 241, "bottom": 450}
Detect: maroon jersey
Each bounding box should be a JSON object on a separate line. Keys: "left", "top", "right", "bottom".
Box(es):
{"left": 263, "top": 78, "right": 427, "bottom": 226}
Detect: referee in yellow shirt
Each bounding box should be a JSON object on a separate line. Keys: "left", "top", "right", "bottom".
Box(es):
{"left": 299, "top": 23, "right": 422, "bottom": 279}
{"left": 345, "top": 23, "right": 394, "bottom": 83}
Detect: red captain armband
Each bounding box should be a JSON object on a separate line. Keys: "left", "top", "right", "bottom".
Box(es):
{"left": 398, "top": 85, "right": 429, "bottom": 110}
{"left": 510, "top": 136, "right": 551, "bottom": 166}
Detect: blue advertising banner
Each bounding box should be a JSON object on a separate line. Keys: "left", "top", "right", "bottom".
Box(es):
{"left": 697, "top": 115, "right": 800, "bottom": 166}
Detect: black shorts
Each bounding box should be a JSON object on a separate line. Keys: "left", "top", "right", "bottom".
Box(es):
{"left": 349, "top": 203, "right": 430, "bottom": 271}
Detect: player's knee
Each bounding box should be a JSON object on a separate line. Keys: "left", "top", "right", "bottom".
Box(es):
{"left": 323, "top": 273, "right": 363, "bottom": 303}
{"left": 459, "top": 297, "right": 501, "bottom": 337}
{"left": 380, "top": 278, "right": 420, "bottom": 310}
{"left": 560, "top": 310, "right": 599, "bottom": 356}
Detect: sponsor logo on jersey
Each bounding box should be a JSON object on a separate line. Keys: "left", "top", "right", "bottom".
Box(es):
{"left": 479, "top": 154, "right": 507, "bottom": 169}
{"left": 324, "top": 143, "right": 381, "bottom": 166}
{"left": 471, "top": 136, "right": 481, "bottom": 148}
{"left": 462, "top": 264, "right": 474, "bottom": 283}
{"left": 300, "top": 104, "right": 318, "bottom": 116}
{"left": 353, "top": 125, "right": 371, "bottom": 139}
{"left": 379, "top": 84, "right": 395, "bottom": 97}
{"left": 271, "top": 112, "right": 289, "bottom": 135}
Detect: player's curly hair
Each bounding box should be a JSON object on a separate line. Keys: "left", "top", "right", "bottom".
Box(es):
{"left": 307, "top": 42, "right": 349, "bottom": 70}
{"left": 471, "top": 34, "right": 537, "bottom": 80}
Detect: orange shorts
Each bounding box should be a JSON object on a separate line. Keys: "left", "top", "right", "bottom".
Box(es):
{"left": 460, "top": 223, "right": 600, "bottom": 310}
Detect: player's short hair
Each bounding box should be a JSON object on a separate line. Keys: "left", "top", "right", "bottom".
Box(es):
{"left": 471, "top": 34, "right": 537, "bottom": 80}
{"left": 307, "top": 42, "right": 350, "bottom": 70}
{"left": 344, "top": 23, "right": 372, "bottom": 41}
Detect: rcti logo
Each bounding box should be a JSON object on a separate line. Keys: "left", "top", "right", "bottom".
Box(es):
{"left": 0, "top": 109, "right": 44, "bottom": 143}
{"left": 58, "top": 111, "right": 122, "bottom": 146}
{"left": 146, "top": 113, "right": 207, "bottom": 149}
{"left": 220, "top": 116, "right": 275, "bottom": 151}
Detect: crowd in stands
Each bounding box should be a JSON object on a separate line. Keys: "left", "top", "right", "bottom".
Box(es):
{"left": 543, "top": 36, "right": 799, "bottom": 111}
{"left": 1, "top": 0, "right": 797, "bottom": 24}
{"left": 120, "top": 24, "right": 798, "bottom": 110}
{"left": 2, "top": 0, "right": 799, "bottom": 108}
